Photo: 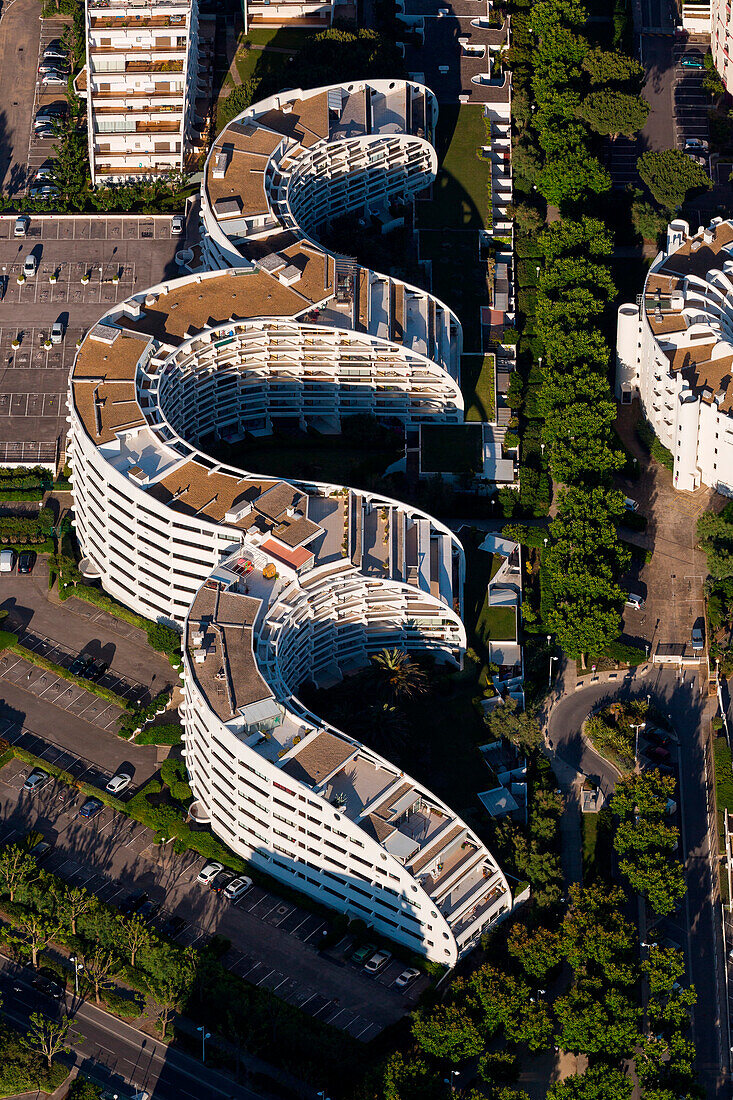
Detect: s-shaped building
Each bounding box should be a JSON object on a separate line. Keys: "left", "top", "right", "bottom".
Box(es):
{"left": 67, "top": 80, "right": 512, "bottom": 966}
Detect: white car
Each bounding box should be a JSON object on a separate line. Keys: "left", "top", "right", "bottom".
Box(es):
{"left": 51, "top": 320, "right": 64, "bottom": 344}
{"left": 223, "top": 875, "right": 252, "bottom": 900}
{"left": 14, "top": 215, "right": 28, "bottom": 237}
{"left": 692, "top": 626, "right": 705, "bottom": 651}
{"left": 106, "top": 771, "right": 132, "bottom": 794}
{"left": 23, "top": 255, "right": 37, "bottom": 277}
{"left": 364, "top": 949, "right": 392, "bottom": 973}
{"left": 171, "top": 214, "right": 184, "bottom": 235}
{"left": 394, "top": 966, "right": 420, "bottom": 989}
{"left": 41, "top": 71, "right": 67, "bottom": 85}
{"left": 197, "top": 860, "right": 224, "bottom": 884}
{"left": 0, "top": 549, "right": 15, "bottom": 572}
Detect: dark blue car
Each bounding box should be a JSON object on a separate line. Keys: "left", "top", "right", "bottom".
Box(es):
{"left": 79, "top": 797, "right": 103, "bottom": 819}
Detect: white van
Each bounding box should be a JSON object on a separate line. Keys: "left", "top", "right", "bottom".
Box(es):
{"left": 23, "top": 254, "right": 37, "bottom": 278}
{"left": 0, "top": 549, "right": 15, "bottom": 573}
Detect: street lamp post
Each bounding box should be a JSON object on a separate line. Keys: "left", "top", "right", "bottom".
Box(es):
{"left": 631, "top": 722, "right": 645, "bottom": 764}
{"left": 70, "top": 956, "right": 83, "bottom": 996}
{"left": 443, "top": 1071, "right": 460, "bottom": 1094}
{"left": 548, "top": 655, "right": 558, "bottom": 688}
{"left": 197, "top": 1026, "right": 211, "bottom": 1063}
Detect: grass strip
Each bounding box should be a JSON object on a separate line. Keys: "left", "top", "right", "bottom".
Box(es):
{"left": 7, "top": 642, "right": 128, "bottom": 711}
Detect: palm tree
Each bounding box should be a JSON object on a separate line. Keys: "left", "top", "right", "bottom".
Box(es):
{"left": 370, "top": 647, "right": 428, "bottom": 706}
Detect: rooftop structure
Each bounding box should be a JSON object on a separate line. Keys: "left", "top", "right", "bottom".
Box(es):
{"left": 80, "top": 0, "right": 200, "bottom": 184}
{"left": 66, "top": 81, "right": 512, "bottom": 964}
{"left": 616, "top": 217, "right": 733, "bottom": 494}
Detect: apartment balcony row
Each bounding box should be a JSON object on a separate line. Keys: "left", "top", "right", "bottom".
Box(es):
{"left": 91, "top": 88, "right": 185, "bottom": 100}
{"left": 94, "top": 162, "right": 182, "bottom": 175}
{"left": 92, "top": 103, "right": 183, "bottom": 114}
{"left": 95, "top": 120, "right": 182, "bottom": 134}
{"left": 89, "top": 44, "right": 188, "bottom": 53}
{"left": 91, "top": 59, "right": 185, "bottom": 73}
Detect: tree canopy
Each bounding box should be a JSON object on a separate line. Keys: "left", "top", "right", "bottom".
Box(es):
{"left": 637, "top": 149, "right": 712, "bottom": 211}
{"left": 578, "top": 90, "right": 649, "bottom": 138}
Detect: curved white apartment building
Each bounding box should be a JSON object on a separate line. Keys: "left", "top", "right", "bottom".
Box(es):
{"left": 616, "top": 217, "right": 733, "bottom": 495}
{"left": 66, "top": 80, "right": 511, "bottom": 964}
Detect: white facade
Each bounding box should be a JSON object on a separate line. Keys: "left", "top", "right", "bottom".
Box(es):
{"left": 616, "top": 217, "right": 733, "bottom": 495}
{"left": 82, "top": 0, "right": 199, "bottom": 184}
{"left": 66, "top": 81, "right": 512, "bottom": 963}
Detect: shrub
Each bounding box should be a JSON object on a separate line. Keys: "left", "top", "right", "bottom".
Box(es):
{"left": 135, "top": 722, "right": 183, "bottom": 746}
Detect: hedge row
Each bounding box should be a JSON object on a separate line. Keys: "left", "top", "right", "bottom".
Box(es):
{"left": 8, "top": 642, "right": 129, "bottom": 711}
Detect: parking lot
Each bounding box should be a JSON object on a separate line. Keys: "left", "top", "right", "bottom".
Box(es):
{"left": 672, "top": 46, "right": 710, "bottom": 152}
{"left": 0, "top": 0, "right": 49, "bottom": 194}
{"left": 0, "top": 756, "right": 425, "bottom": 1040}
{"left": 26, "top": 17, "right": 75, "bottom": 188}
{"left": 0, "top": 213, "right": 185, "bottom": 462}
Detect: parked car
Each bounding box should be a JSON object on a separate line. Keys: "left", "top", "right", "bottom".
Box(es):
{"left": 351, "top": 942, "right": 376, "bottom": 965}
{"left": 119, "top": 891, "right": 148, "bottom": 916}
{"left": 197, "top": 860, "right": 224, "bottom": 884}
{"left": 644, "top": 744, "right": 672, "bottom": 765}
{"left": 32, "top": 967, "right": 65, "bottom": 1000}
{"left": 69, "top": 653, "right": 93, "bottom": 676}
{"left": 161, "top": 915, "right": 187, "bottom": 939}
{"left": 86, "top": 657, "right": 108, "bottom": 682}
{"left": 623, "top": 496, "right": 638, "bottom": 512}
{"left": 35, "top": 104, "right": 66, "bottom": 123}
{"left": 23, "top": 254, "right": 37, "bottom": 278}
{"left": 137, "top": 899, "right": 161, "bottom": 921}
{"left": 28, "top": 184, "right": 59, "bottom": 200}
{"left": 23, "top": 768, "right": 49, "bottom": 792}
{"left": 33, "top": 124, "right": 56, "bottom": 141}
{"left": 39, "top": 60, "right": 69, "bottom": 75}
{"left": 79, "top": 796, "right": 103, "bottom": 818}
{"left": 17, "top": 551, "right": 35, "bottom": 575}
{"left": 685, "top": 137, "right": 709, "bottom": 152}
{"left": 364, "top": 949, "right": 392, "bottom": 973}
{"left": 680, "top": 53, "right": 704, "bottom": 68}
{"left": 43, "top": 40, "right": 66, "bottom": 57}
{"left": 625, "top": 592, "right": 645, "bottom": 610}
{"left": 0, "top": 549, "right": 15, "bottom": 573}
{"left": 30, "top": 837, "right": 53, "bottom": 859}
{"left": 692, "top": 625, "right": 705, "bottom": 651}
{"left": 394, "top": 966, "right": 420, "bottom": 989}
{"left": 222, "top": 875, "right": 253, "bottom": 901}
{"left": 14, "top": 215, "right": 28, "bottom": 237}
{"left": 41, "top": 71, "right": 68, "bottom": 85}
{"left": 644, "top": 727, "right": 670, "bottom": 749}
{"left": 50, "top": 320, "right": 64, "bottom": 344}
{"left": 106, "top": 771, "right": 132, "bottom": 794}
{"left": 211, "top": 870, "right": 235, "bottom": 893}
{"left": 171, "top": 214, "right": 184, "bottom": 235}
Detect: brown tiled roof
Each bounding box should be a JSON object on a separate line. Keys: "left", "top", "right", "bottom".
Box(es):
{"left": 282, "top": 730, "right": 356, "bottom": 786}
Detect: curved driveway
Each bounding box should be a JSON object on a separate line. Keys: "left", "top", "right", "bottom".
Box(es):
{"left": 544, "top": 662, "right": 726, "bottom": 1099}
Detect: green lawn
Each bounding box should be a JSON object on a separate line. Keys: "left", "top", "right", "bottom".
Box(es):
{"left": 464, "top": 353, "right": 496, "bottom": 422}
{"left": 476, "top": 602, "right": 517, "bottom": 643}
{"left": 422, "top": 105, "right": 490, "bottom": 229}
{"left": 419, "top": 232, "right": 489, "bottom": 352}
{"left": 234, "top": 28, "right": 312, "bottom": 83}
{"left": 420, "top": 424, "right": 483, "bottom": 474}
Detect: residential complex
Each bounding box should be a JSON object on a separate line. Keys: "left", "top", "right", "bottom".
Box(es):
{"left": 66, "top": 80, "right": 512, "bottom": 964}
{"left": 677, "top": 0, "right": 733, "bottom": 90}
{"left": 243, "top": 0, "right": 345, "bottom": 30}
{"left": 616, "top": 217, "right": 733, "bottom": 495}
{"left": 79, "top": 0, "right": 199, "bottom": 184}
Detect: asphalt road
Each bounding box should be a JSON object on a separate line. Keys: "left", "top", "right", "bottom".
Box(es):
{"left": 0, "top": 956, "right": 268, "bottom": 1100}
{"left": 546, "top": 664, "right": 726, "bottom": 1098}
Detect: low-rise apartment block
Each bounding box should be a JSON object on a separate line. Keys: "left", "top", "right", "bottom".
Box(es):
{"left": 616, "top": 217, "right": 733, "bottom": 495}
{"left": 81, "top": 0, "right": 199, "bottom": 184}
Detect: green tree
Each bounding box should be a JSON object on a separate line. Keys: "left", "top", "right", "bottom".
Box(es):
{"left": 144, "top": 951, "right": 196, "bottom": 1037}
{"left": 578, "top": 90, "right": 649, "bottom": 138}
{"left": 382, "top": 1051, "right": 444, "bottom": 1100}
{"left": 507, "top": 924, "right": 563, "bottom": 979}
{"left": 538, "top": 155, "right": 611, "bottom": 207}
{"left": 12, "top": 912, "right": 58, "bottom": 969}
{"left": 50, "top": 883, "right": 98, "bottom": 937}
{"left": 411, "top": 1002, "right": 484, "bottom": 1062}
{"left": 582, "top": 46, "right": 644, "bottom": 85}
{"left": 631, "top": 199, "right": 667, "bottom": 243}
{"left": 482, "top": 698, "right": 543, "bottom": 752}
{"left": 618, "top": 850, "right": 685, "bottom": 916}
{"left": 697, "top": 511, "right": 733, "bottom": 578}
{"left": 115, "top": 913, "right": 154, "bottom": 968}
{"left": 370, "top": 648, "right": 428, "bottom": 705}
{"left": 637, "top": 149, "right": 712, "bottom": 211}
{"left": 554, "top": 980, "right": 640, "bottom": 1057}
{"left": 512, "top": 202, "right": 545, "bottom": 236}
{"left": 547, "top": 1063, "right": 632, "bottom": 1100}
{"left": 83, "top": 948, "right": 120, "bottom": 1006}
{"left": 23, "top": 1012, "right": 74, "bottom": 1070}
{"left": 561, "top": 883, "right": 636, "bottom": 984}
{"left": 0, "top": 844, "right": 38, "bottom": 902}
